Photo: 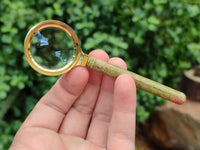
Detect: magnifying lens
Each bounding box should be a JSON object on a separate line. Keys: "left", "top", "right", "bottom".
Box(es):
{"left": 24, "top": 20, "right": 186, "bottom": 104}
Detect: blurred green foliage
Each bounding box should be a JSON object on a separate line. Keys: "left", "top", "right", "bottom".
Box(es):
{"left": 0, "top": 0, "right": 200, "bottom": 149}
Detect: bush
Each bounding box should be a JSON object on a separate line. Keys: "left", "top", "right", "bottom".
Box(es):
{"left": 0, "top": 0, "right": 200, "bottom": 149}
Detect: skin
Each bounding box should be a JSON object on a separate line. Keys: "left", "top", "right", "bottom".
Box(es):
{"left": 10, "top": 50, "right": 136, "bottom": 150}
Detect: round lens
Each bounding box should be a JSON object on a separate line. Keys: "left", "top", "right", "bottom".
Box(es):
{"left": 30, "top": 27, "right": 75, "bottom": 69}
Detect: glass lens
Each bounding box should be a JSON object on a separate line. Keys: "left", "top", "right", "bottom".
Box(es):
{"left": 31, "top": 27, "right": 75, "bottom": 69}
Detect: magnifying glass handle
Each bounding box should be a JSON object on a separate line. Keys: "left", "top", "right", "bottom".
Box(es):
{"left": 87, "top": 57, "right": 186, "bottom": 104}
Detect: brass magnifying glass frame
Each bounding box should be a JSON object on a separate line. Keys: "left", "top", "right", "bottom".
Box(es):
{"left": 24, "top": 20, "right": 88, "bottom": 76}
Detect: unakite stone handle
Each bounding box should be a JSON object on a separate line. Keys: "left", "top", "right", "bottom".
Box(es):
{"left": 87, "top": 57, "right": 186, "bottom": 104}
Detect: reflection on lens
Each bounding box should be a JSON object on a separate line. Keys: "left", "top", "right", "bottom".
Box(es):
{"left": 31, "top": 27, "right": 75, "bottom": 69}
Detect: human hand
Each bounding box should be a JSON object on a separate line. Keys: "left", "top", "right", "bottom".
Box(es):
{"left": 10, "top": 50, "right": 136, "bottom": 150}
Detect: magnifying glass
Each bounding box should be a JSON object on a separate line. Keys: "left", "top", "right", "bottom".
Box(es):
{"left": 24, "top": 20, "right": 186, "bottom": 104}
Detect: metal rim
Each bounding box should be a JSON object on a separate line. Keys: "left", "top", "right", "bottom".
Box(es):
{"left": 24, "top": 20, "right": 82, "bottom": 76}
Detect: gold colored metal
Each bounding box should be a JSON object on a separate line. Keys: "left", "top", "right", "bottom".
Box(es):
{"left": 24, "top": 20, "right": 186, "bottom": 104}
{"left": 80, "top": 54, "right": 89, "bottom": 66}
{"left": 24, "top": 20, "right": 85, "bottom": 76}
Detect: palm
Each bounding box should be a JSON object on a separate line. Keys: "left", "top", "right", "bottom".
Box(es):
{"left": 14, "top": 127, "right": 104, "bottom": 150}
{"left": 10, "top": 50, "right": 136, "bottom": 150}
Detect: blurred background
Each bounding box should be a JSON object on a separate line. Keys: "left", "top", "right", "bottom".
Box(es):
{"left": 0, "top": 0, "right": 200, "bottom": 149}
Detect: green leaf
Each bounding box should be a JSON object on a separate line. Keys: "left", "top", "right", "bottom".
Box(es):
{"left": 0, "top": 91, "right": 7, "bottom": 99}
{"left": 1, "top": 35, "right": 12, "bottom": 44}
{"left": 148, "top": 16, "right": 160, "bottom": 25}
{"left": 187, "top": 5, "right": 200, "bottom": 17}
{"left": 153, "top": 0, "right": 167, "bottom": 5}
